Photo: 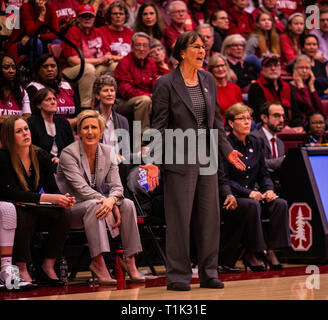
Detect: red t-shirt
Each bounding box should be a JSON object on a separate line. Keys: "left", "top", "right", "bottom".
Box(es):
{"left": 275, "top": 0, "right": 304, "bottom": 19}
{"left": 61, "top": 26, "right": 110, "bottom": 68}
{"left": 98, "top": 26, "right": 133, "bottom": 57}
{"left": 217, "top": 81, "right": 243, "bottom": 117}
{"left": 50, "top": 0, "right": 80, "bottom": 24}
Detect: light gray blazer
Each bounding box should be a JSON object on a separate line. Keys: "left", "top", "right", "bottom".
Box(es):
{"left": 56, "top": 140, "right": 124, "bottom": 203}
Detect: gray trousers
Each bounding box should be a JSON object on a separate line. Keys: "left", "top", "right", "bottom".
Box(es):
{"left": 70, "top": 198, "right": 142, "bottom": 258}
{"left": 164, "top": 167, "right": 220, "bottom": 285}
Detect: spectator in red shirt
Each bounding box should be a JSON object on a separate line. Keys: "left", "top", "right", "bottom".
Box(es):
{"left": 99, "top": 1, "right": 133, "bottom": 69}
{"left": 252, "top": 0, "right": 287, "bottom": 33}
{"left": 50, "top": 0, "right": 80, "bottom": 34}
{"left": 208, "top": 53, "right": 243, "bottom": 119}
{"left": 149, "top": 38, "right": 170, "bottom": 76}
{"left": 4, "top": 0, "right": 60, "bottom": 70}
{"left": 227, "top": 0, "right": 255, "bottom": 38}
{"left": 134, "top": 2, "right": 165, "bottom": 41}
{"left": 248, "top": 53, "right": 304, "bottom": 131}
{"left": 290, "top": 54, "right": 323, "bottom": 127}
{"left": 280, "top": 12, "right": 305, "bottom": 67}
{"left": 164, "top": 0, "right": 188, "bottom": 55}
{"left": 114, "top": 32, "right": 158, "bottom": 136}
{"left": 186, "top": 0, "right": 209, "bottom": 30}
{"left": 61, "top": 4, "right": 114, "bottom": 109}
{"left": 275, "top": 0, "right": 304, "bottom": 19}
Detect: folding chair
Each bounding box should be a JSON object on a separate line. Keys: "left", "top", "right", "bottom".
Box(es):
{"left": 125, "top": 166, "right": 167, "bottom": 275}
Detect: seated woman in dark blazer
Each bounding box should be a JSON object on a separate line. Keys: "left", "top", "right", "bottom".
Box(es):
{"left": 224, "top": 103, "right": 291, "bottom": 270}
{"left": 28, "top": 88, "right": 75, "bottom": 168}
{"left": 0, "top": 115, "right": 75, "bottom": 286}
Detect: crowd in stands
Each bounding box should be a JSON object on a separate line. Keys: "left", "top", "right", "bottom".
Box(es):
{"left": 1, "top": 0, "right": 328, "bottom": 291}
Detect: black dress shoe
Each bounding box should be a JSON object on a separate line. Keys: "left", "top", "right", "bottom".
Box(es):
{"left": 36, "top": 268, "right": 66, "bottom": 287}
{"left": 200, "top": 278, "right": 224, "bottom": 289}
{"left": 167, "top": 282, "right": 191, "bottom": 291}
{"left": 218, "top": 265, "right": 242, "bottom": 274}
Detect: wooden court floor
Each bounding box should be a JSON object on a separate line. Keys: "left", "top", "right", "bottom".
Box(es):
{"left": 1, "top": 263, "right": 328, "bottom": 301}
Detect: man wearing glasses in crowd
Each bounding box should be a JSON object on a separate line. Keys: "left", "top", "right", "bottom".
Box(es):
{"left": 250, "top": 101, "right": 286, "bottom": 193}
{"left": 114, "top": 32, "right": 158, "bottom": 140}
{"left": 248, "top": 54, "right": 303, "bottom": 132}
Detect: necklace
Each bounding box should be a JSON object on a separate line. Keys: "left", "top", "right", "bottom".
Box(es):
{"left": 89, "top": 147, "right": 99, "bottom": 189}
{"left": 184, "top": 78, "right": 199, "bottom": 86}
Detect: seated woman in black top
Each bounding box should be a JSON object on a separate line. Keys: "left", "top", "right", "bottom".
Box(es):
{"left": 0, "top": 115, "right": 75, "bottom": 286}
{"left": 303, "top": 111, "right": 328, "bottom": 145}
{"left": 28, "top": 88, "right": 74, "bottom": 168}
{"left": 224, "top": 103, "right": 291, "bottom": 270}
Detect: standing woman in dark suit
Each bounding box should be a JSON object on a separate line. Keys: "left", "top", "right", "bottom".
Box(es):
{"left": 150, "top": 31, "right": 246, "bottom": 291}
{"left": 0, "top": 115, "right": 75, "bottom": 286}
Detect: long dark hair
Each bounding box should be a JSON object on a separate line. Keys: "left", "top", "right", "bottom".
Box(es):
{"left": 0, "top": 115, "right": 40, "bottom": 190}
{"left": 187, "top": 0, "right": 209, "bottom": 26}
{"left": 134, "top": 2, "right": 165, "bottom": 40}
{"left": 0, "top": 54, "right": 23, "bottom": 108}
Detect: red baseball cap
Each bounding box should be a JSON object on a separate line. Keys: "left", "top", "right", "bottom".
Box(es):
{"left": 78, "top": 4, "right": 96, "bottom": 16}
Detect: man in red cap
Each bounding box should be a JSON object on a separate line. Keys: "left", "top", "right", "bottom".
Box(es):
{"left": 61, "top": 4, "right": 113, "bottom": 109}
{"left": 248, "top": 54, "right": 303, "bottom": 132}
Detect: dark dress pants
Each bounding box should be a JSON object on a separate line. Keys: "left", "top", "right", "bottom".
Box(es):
{"left": 164, "top": 166, "right": 220, "bottom": 285}
{"left": 13, "top": 205, "right": 71, "bottom": 263}
{"left": 219, "top": 198, "right": 266, "bottom": 267}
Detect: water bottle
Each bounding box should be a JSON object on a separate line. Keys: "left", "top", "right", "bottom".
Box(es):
{"left": 59, "top": 257, "right": 68, "bottom": 285}
{"left": 137, "top": 168, "right": 150, "bottom": 192}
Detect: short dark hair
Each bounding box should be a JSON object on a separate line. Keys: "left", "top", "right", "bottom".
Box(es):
{"left": 259, "top": 101, "right": 283, "bottom": 117}
{"left": 32, "top": 87, "right": 57, "bottom": 115}
{"left": 301, "top": 34, "right": 319, "bottom": 49}
{"left": 105, "top": 1, "right": 129, "bottom": 25}
{"left": 172, "top": 31, "right": 205, "bottom": 63}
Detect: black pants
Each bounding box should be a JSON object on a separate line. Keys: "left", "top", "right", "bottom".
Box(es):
{"left": 13, "top": 205, "right": 71, "bottom": 263}
{"left": 219, "top": 198, "right": 290, "bottom": 267}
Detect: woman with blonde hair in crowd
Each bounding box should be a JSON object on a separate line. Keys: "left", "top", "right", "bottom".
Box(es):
{"left": 246, "top": 11, "right": 281, "bottom": 58}
{"left": 290, "top": 54, "right": 323, "bottom": 128}
{"left": 208, "top": 53, "right": 243, "bottom": 119}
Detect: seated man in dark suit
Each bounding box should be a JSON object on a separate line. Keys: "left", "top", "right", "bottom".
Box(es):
{"left": 250, "top": 101, "right": 286, "bottom": 192}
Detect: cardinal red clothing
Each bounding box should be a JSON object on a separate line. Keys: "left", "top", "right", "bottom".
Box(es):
{"left": 4, "top": 3, "right": 59, "bottom": 59}
{"left": 50, "top": 0, "right": 80, "bottom": 25}
{"left": 280, "top": 33, "right": 301, "bottom": 65}
{"left": 0, "top": 88, "right": 31, "bottom": 116}
{"left": 216, "top": 81, "right": 243, "bottom": 117}
{"left": 275, "top": 0, "right": 304, "bottom": 19}
{"left": 114, "top": 52, "right": 158, "bottom": 100}
{"left": 27, "top": 81, "right": 75, "bottom": 118}
{"left": 252, "top": 8, "right": 286, "bottom": 33}
{"left": 98, "top": 26, "right": 133, "bottom": 57}
{"left": 61, "top": 25, "right": 110, "bottom": 68}
{"left": 164, "top": 24, "right": 188, "bottom": 53}
{"left": 227, "top": 6, "right": 255, "bottom": 38}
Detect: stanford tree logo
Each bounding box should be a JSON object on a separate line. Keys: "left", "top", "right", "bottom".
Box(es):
{"left": 289, "top": 203, "right": 313, "bottom": 251}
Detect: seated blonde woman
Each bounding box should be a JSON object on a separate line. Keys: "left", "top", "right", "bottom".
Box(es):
{"left": 56, "top": 110, "right": 145, "bottom": 284}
